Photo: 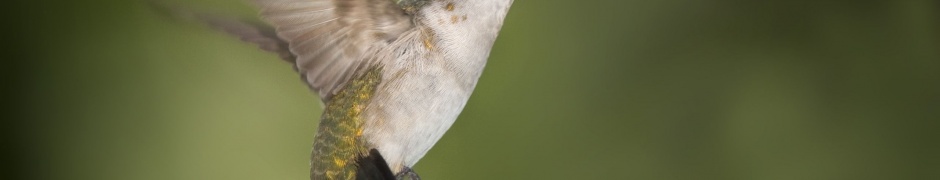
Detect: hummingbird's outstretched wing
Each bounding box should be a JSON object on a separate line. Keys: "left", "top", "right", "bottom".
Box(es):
{"left": 253, "top": 0, "right": 414, "bottom": 101}
{"left": 201, "top": 16, "right": 296, "bottom": 62}
{"left": 147, "top": 1, "right": 296, "bottom": 61}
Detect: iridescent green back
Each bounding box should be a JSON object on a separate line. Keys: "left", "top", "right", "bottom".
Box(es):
{"left": 310, "top": 67, "right": 383, "bottom": 180}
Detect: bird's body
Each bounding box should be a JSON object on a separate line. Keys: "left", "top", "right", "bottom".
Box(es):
{"left": 231, "top": 0, "right": 514, "bottom": 179}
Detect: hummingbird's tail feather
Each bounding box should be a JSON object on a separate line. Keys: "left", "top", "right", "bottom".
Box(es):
{"left": 147, "top": 1, "right": 296, "bottom": 62}
{"left": 355, "top": 149, "right": 396, "bottom": 180}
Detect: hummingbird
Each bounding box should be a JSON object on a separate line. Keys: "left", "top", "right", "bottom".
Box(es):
{"left": 183, "top": 0, "right": 514, "bottom": 179}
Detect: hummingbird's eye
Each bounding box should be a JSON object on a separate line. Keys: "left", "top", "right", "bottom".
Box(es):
{"left": 394, "top": 0, "right": 428, "bottom": 15}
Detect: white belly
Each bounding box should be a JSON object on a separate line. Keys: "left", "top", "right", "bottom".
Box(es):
{"left": 360, "top": 53, "right": 483, "bottom": 173}
{"left": 359, "top": 0, "right": 510, "bottom": 171}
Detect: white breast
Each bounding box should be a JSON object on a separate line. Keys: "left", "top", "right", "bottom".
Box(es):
{"left": 360, "top": 0, "right": 513, "bottom": 173}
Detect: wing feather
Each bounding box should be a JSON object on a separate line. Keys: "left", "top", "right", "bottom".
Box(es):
{"left": 254, "top": 0, "right": 413, "bottom": 101}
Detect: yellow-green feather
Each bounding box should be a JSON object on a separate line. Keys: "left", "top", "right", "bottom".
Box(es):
{"left": 311, "top": 66, "right": 383, "bottom": 180}
{"left": 395, "top": 0, "right": 428, "bottom": 15}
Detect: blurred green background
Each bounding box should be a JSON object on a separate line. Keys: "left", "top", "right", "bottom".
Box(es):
{"left": 6, "top": 0, "right": 939, "bottom": 180}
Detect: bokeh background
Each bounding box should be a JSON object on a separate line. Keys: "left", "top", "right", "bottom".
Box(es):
{"left": 6, "top": 0, "right": 939, "bottom": 180}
